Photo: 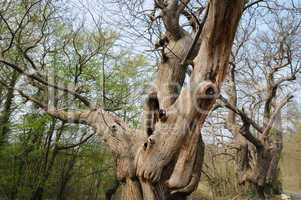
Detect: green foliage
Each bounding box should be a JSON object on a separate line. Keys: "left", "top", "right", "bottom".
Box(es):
{"left": 0, "top": 0, "right": 150, "bottom": 199}
{"left": 0, "top": 140, "right": 116, "bottom": 200}
{"left": 0, "top": 111, "right": 116, "bottom": 199}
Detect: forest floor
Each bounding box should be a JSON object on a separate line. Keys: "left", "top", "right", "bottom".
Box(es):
{"left": 189, "top": 192, "right": 301, "bottom": 200}
{"left": 189, "top": 182, "right": 301, "bottom": 200}
{"left": 286, "top": 192, "right": 301, "bottom": 200}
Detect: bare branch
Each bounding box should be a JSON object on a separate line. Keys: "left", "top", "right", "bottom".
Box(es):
{"left": 219, "top": 95, "right": 263, "bottom": 133}
{"left": 56, "top": 133, "right": 96, "bottom": 150}
{"left": 0, "top": 59, "right": 92, "bottom": 108}
{"left": 239, "top": 116, "right": 263, "bottom": 148}
{"left": 177, "top": 0, "right": 191, "bottom": 14}
{"left": 273, "top": 73, "right": 297, "bottom": 88}
{"left": 181, "top": 2, "right": 210, "bottom": 66}
{"left": 243, "top": 0, "right": 265, "bottom": 11}
{"left": 263, "top": 95, "right": 293, "bottom": 137}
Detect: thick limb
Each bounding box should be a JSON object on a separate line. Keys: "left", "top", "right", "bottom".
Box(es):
{"left": 137, "top": 0, "right": 245, "bottom": 194}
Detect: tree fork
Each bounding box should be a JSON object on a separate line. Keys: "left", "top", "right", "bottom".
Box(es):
{"left": 134, "top": 0, "right": 245, "bottom": 199}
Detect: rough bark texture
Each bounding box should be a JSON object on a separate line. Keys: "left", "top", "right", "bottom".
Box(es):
{"left": 0, "top": 71, "right": 18, "bottom": 145}
{"left": 133, "top": 1, "right": 244, "bottom": 199}
{"left": 223, "top": 65, "right": 287, "bottom": 199}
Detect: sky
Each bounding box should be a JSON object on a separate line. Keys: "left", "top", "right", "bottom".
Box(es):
{"left": 66, "top": 0, "right": 301, "bottom": 96}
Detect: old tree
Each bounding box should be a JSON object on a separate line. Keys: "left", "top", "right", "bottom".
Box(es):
{"left": 1, "top": 0, "right": 298, "bottom": 199}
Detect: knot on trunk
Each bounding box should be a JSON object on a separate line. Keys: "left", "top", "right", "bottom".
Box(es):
{"left": 143, "top": 136, "right": 156, "bottom": 150}
{"left": 192, "top": 81, "right": 218, "bottom": 115}
{"left": 194, "top": 81, "right": 218, "bottom": 101}
{"left": 159, "top": 109, "right": 168, "bottom": 122}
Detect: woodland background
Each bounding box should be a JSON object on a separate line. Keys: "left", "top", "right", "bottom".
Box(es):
{"left": 0, "top": 0, "right": 301, "bottom": 200}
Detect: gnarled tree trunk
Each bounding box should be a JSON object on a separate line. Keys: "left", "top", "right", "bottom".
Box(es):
{"left": 119, "top": 1, "right": 244, "bottom": 199}
{"left": 222, "top": 66, "right": 288, "bottom": 199}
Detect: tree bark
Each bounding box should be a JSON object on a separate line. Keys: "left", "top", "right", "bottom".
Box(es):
{"left": 133, "top": 1, "right": 245, "bottom": 199}
{"left": 0, "top": 71, "right": 18, "bottom": 145}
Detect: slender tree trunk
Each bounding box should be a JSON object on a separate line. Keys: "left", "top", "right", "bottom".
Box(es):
{"left": 0, "top": 71, "right": 18, "bottom": 145}
{"left": 31, "top": 124, "right": 64, "bottom": 200}
{"left": 57, "top": 155, "right": 76, "bottom": 200}
{"left": 256, "top": 185, "right": 266, "bottom": 200}
{"left": 225, "top": 62, "right": 254, "bottom": 192}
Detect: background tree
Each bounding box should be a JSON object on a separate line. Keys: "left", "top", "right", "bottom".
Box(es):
{"left": 0, "top": 1, "right": 148, "bottom": 199}
{"left": 198, "top": 3, "right": 301, "bottom": 199}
